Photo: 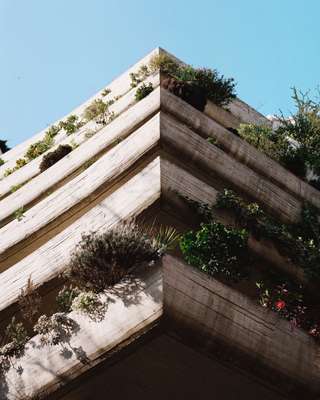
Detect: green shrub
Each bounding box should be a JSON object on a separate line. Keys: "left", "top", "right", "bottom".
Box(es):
{"left": 39, "top": 144, "right": 72, "bottom": 172}
{"left": 130, "top": 65, "right": 150, "bottom": 88}
{"left": 0, "top": 158, "right": 4, "bottom": 166}
{"left": 180, "top": 221, "right": 250, "bottom": 281}
{"left": 135, "top": 82, "right": 154, "bottom": 101}
{"left": 83, "top": 98, "right": 115, "bottom": 125}
{"left": 71, "top": 291, "right": 106, "bottom": 321}
{"left": 59, "top": 115, "right": 83, "bottom": 135}
{"left": 149, "top": 53, "right": 179, "bottom": 75}
{"left": 25, "top": 135, "right": 54, "bottom": 161}
{"left": 66, "top": 222, "right": 161, "bottom": 292}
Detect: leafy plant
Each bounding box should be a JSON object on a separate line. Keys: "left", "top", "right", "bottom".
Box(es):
{"left": 130, "top": 65, "right": 150, "bottom": 88}
{"left": 59, "top": 115, "right": 83, "bottom": 135}
{"left": 135, "top": 82, "right": 154, "bottom": 101}
{"left": 66, "top": 221, "right": 160, "bottom": 292}
{"left": 0, "top": 158, "right": 4, "bottom": 166}
{"left": 180, "top": 221, "right": 250, "bottom": 282}
{"left": 149, "top": 53, "right": 179, "bottom": 75}
{"left": 39, "top": 144, "right": 72, "bottom": 172}
{"left": 83, "top": 98, "right": 115, "bottom": 125}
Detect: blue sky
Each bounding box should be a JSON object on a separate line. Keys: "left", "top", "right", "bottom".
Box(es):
{"left": 1, "top": 0, "right": 320, "bottom": 147}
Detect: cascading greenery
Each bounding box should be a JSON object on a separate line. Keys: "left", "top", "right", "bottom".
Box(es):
{"left": 179, "top": 189, "right": 320, "bottom": 340}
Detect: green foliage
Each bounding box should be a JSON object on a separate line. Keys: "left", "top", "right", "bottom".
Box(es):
{"left": 149, "top": 53, "right": 179, "bottom": 75}
{"left": 180, "top": 221, "right": 250, "bottom": 282}
{"left": 153, "top": 225, "right": 180, "bottom": 254}
{"left": 83, "top": 98, "right": 115, "bottom": 125}
{"left": 66, "top": 221, "right": 161, "bottom": 292}
{"left": 4, "top": 168, "right": 13, "bottom": 177}
{"left": 174, "top": 66, "right": 236, "bottom": 107}
{"left": 215, "top": 189, "right": 320, "bottom": 280}
{"left": 238, "top": 124, "right": 288, "bottom": 161}
{"left": 130, "top": 65, "right": 150, "bottom": 88}
{"left": 14, "top": 206, "right": 25, "bottom": 221}
{"left": 239, "top": 88, "right": 320, "bottom": 182}
{"left": 58, "top": 115, "right": 82, "bottom": 135}
{"left": 25, "top": 135, "right": 54, "bottom": 161}
{"left": 0, "top": 158, "right": 4, "bottom": 166}
{"left": 135, "top": 82, "right": 154, "bottom": 101}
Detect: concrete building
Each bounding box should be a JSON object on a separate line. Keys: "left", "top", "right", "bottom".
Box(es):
{"left": 0, "top": 48, "right": 319, "bottom": 399}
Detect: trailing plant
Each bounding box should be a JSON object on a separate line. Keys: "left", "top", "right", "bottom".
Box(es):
{"left": 214, "top": 189, "right": 320, "bottom": 280}
{"left": 180, "top": 192, "right": 320, "bottom": 340}
{"left": 180, "top": 221, "right": 250, "bottom": 282}
{"left": 39, "top": 144, "right": 72, "bottom": 172}
{"left": 66, "top": 221, "right": 161, "bottom": 292}
{"left": 135, "top": 82, "right": 154, "bottom": 101}
{"left": 18, "top": 277, "right": 42, "bottom": 324}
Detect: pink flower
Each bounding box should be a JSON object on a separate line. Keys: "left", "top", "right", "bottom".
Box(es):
{"left": 275, "top": 300, "right": 286, "bottom": 310}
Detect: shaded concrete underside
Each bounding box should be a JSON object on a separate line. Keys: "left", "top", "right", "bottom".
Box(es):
{"left": 59, "top": 334, "right": 286, "bottom": 400}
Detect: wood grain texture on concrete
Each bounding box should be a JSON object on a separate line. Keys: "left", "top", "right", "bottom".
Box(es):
{"left": 0, "top": 113, "right": 159, "bottom": 258}
{"left": 0, "top": 74, "right": 160, "bottom": 198}
{"left": 163, "top": 255, "right": 320, "bottom": 395}
{"left": 0, "top": 48, "right": 160, "bottom": 170}
{"left": 0, "top": 158, "right": 160, "bottom": 313}
{"left": 161, "top": 88, "right": 320, "bottom": 210}
{"left": 161, "top": 112, "right": 302, "bottom": 223}
{"left": 0, "top": 262, "right": 162, "bottom": 400}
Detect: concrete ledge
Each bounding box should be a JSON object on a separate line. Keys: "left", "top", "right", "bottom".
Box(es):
{"left": 163, "top": 255, "right": 320, "bottom": 396}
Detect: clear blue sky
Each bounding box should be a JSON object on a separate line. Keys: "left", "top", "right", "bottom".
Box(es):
{"left": 1, "top": 0, "right": 320, "bottom": 147}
